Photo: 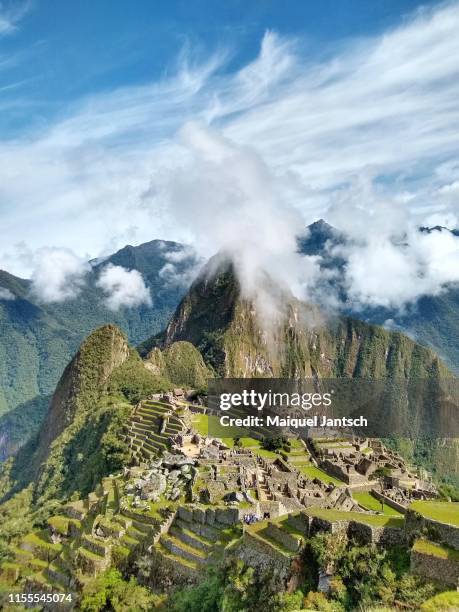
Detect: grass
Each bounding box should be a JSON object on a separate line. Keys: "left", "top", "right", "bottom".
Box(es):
{"left": 22, "top": 532, "right": 63, "bottom": 553}
{"left": 287, "top": 438, "right": 306, "bottom": 450}
{"left": 238, "top": 437, "right": 261, "bottom": 448}
{"left": 192, "top": 414, "right": 243, "bottom": 439}
{"left": 162, "top": 534, "right": 207, "bottom": 559}
{"left": 47, "top": 516, "right": 70, "bottom": 535}
{"left": 157, "top": 543, "right": 199, "bottom": 569}
{"left": 191, "top": 416, "right": 293, "bottom": 459}
{"left": 410, "top": 501, "right": 459, "bottom": 526}
{"left": 246, "top": 517, "right": 304, "bottom": 556}
{"left": 305, "top": 507, "right": 404, "bottom": 528}
{"left": 246, "top": 524, "right": 292, "bottom": 557}
{"left": 420, "top": 590, "right": 459, "bottom": 611}
{"left": 353, "top": 492, "right": 403, "bottom": 516}
{"left": 123, "top": 495, "right": 175, "bottom": 521}
{"left": 298, "top": 465, "right": 345, "bottom": 486}
{"left": 255, "top": 448, "right": 279, "bottom": 459}
{"left": 78, "top": 547, "right": 105, "bottom": 561}
{"left": 413, "top": 539, "right": 459, "bottom": 562}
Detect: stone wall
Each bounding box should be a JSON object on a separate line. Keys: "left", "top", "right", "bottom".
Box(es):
{"left": 348, "top": 521, "right": 405, "bottom": 546}
{"left": 321, "top": 459, "right": 367, "bottom": 485}
{"left": 259, "top": 500, "right": 288, "bottom": 519}
{"left": 236, "top": 533, "right": 294, "bottom": 590}
{"left": 287, "top": 513, "right": 310, "bottom": 535}
{"left": 147, "top": 546, "right": 199, "bottom": 590}
{"left": 405, "top": 509, "right": 459, "bottom": 550}
{"left": 265, "top": 523, "right": 302, "bottom": 552}
{"left": 151, "top": 510, "right": 176, "bottom": 545}
{"left": 372, "top": 489, "right": 406, "bottom": 514}
{"left": 177, "top": 504, "right": 240, "bottom": 527}
{"left": 411, "top": 549, "right": 459, "bottom": 588}
{"left": 309, "top": 517, "right": 348, "bottom": 536}
{"left": 82, "top": 537, "right": 109, "bottom": 557}
{"left": 308, "top": 515, "right": 404, "bottom": 546}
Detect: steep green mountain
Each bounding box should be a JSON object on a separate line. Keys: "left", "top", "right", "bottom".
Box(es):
{"left": 145, "top": 341, "right": 213, "bottom": 389}
{"left": 0, "top": 240, "right": 192, "bottom": 457}
{"left": 0, "top": 325, "right": 172, "bottom": 509}
{"left": 143, "top": 255, "right": 448, "bottom": 381}
{"left": 142, "top": 255, "right": 457, "bottom": 485}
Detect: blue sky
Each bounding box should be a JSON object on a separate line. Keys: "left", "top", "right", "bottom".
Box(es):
{"left": 0, "top": 0, "right": 440, "bottom": 135}
{"left": 0, "top": 0, "right": 458, "bottom": 312}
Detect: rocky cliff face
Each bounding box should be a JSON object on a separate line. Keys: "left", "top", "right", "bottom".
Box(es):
{"left": 149, "top": 256, "right": 448, "bottom": 381}
{"left": 147, "top": 256, "right": 457, "bottom": 484}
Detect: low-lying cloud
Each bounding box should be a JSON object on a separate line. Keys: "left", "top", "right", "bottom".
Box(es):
{"left": 0, "top": 287, "right": 15, "bottom": 300}
{"left": 158, "top": 245, "right": 203, "bottom": 289}
{"left": 30, "top": 247, "right": 91, "bottom": 303}
{"left": 96, "top": 264, "right": 152, "bottom": 311}
{"left": 325, "top": 179, "right": 459, "bottom": 310}
{"left": 149, "top": 122, "right": 321, "bottom": 323}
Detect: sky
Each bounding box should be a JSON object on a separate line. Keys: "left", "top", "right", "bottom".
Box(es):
{"left": 0, "top": 0, "right": 458, "bottom": 313}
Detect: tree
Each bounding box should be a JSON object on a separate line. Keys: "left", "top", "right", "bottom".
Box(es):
{"left": 80, "top": 568, "right": 159, "bottom": 611}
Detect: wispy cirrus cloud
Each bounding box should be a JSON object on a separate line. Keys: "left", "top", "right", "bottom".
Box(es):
{"left": 0, "top": 1, "right": 31, "bottom": 36}
{"left": 0, "top": 1, "right": 458, "bottom": 314}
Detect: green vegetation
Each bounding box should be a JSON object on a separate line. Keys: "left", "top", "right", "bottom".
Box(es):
{"left": 168, "top": 559, "right": 294, "bottom": 612}
{"left": 163, "top": 341, "right": 212, "bottom": 388}
{"left": 410, "top": 500, "right": 459, "bottom": 526}
{"left": 261, "top": 436, "right": 290, "bottom": 452}
{"left": 160, "top": 533, "right": 446, "bottom": 611}
{"left": 353, "top": 492, "right": 403, "bottom": 516}
{"left": 0, "top": 326, "right": 173, "bottom": 520}
{"left": 306, "top": 531, "right": 441, "bottom": 610}
{"left": 0, "top": 240, "right": 189, "bottom": 457}
{"left": 420, "top": 590, "right": 459, "bottom": 611}
{"left": 80, "top": 568, "right": 161, "bottom": 611}
{"left": 413, "top": 539, "right": 459, "bottom": 561}
{"left": 298, "top": 465, "right": 345, "bottom": 486}
{"left": 192, "top": 413, "right": 243, "bottom": 440}
{"left": 109, "top": 350, "right": 170, "bottom": 402}
{"left": 305, "top": 507, "right": 404, "bottom": 528}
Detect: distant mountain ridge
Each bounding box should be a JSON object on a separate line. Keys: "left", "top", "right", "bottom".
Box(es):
{"left": 1, "top": 221, "right": 458, "bottom": 458}
{"left": 0, "top": 240, "right": 195, "bottom": 456}
{"left": 298, "top": 220, "right": 459, "bottom": 375}
{"left": 144, "top": 254, "right": 449, "bottom": 380}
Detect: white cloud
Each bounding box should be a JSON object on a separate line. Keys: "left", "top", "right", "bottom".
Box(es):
{"left": 152, "top": 122, "right": 321, "bottom": 324}
{"left": 158, "top": 245, "right": 203, "bottom": 288}
{"left": 0, "top": 1, "right": 457, "bottom": 315}
{"left": 96, "top": 264, "right": 152, "bottom": 311}
{"left": 30, "top": 247, "right": 90, "bottom": 303}
{"left": 0, "top": 287, "right": 15, "bottom": 300}
{"left": 324, "top": 178, "right": 459, "bottom": 309}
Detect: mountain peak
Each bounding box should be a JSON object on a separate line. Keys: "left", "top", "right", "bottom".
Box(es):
{"left": 419, "top": 225, "right": 459, "bottom": 237}
{"left": 299, "top": 218, "right": 341, "bottom": 256}
{"left": 35, "top": 324, "right": 129, "bottom": 465}
{"left": 308, "top": 218, "right": 334, "bottom": 232}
